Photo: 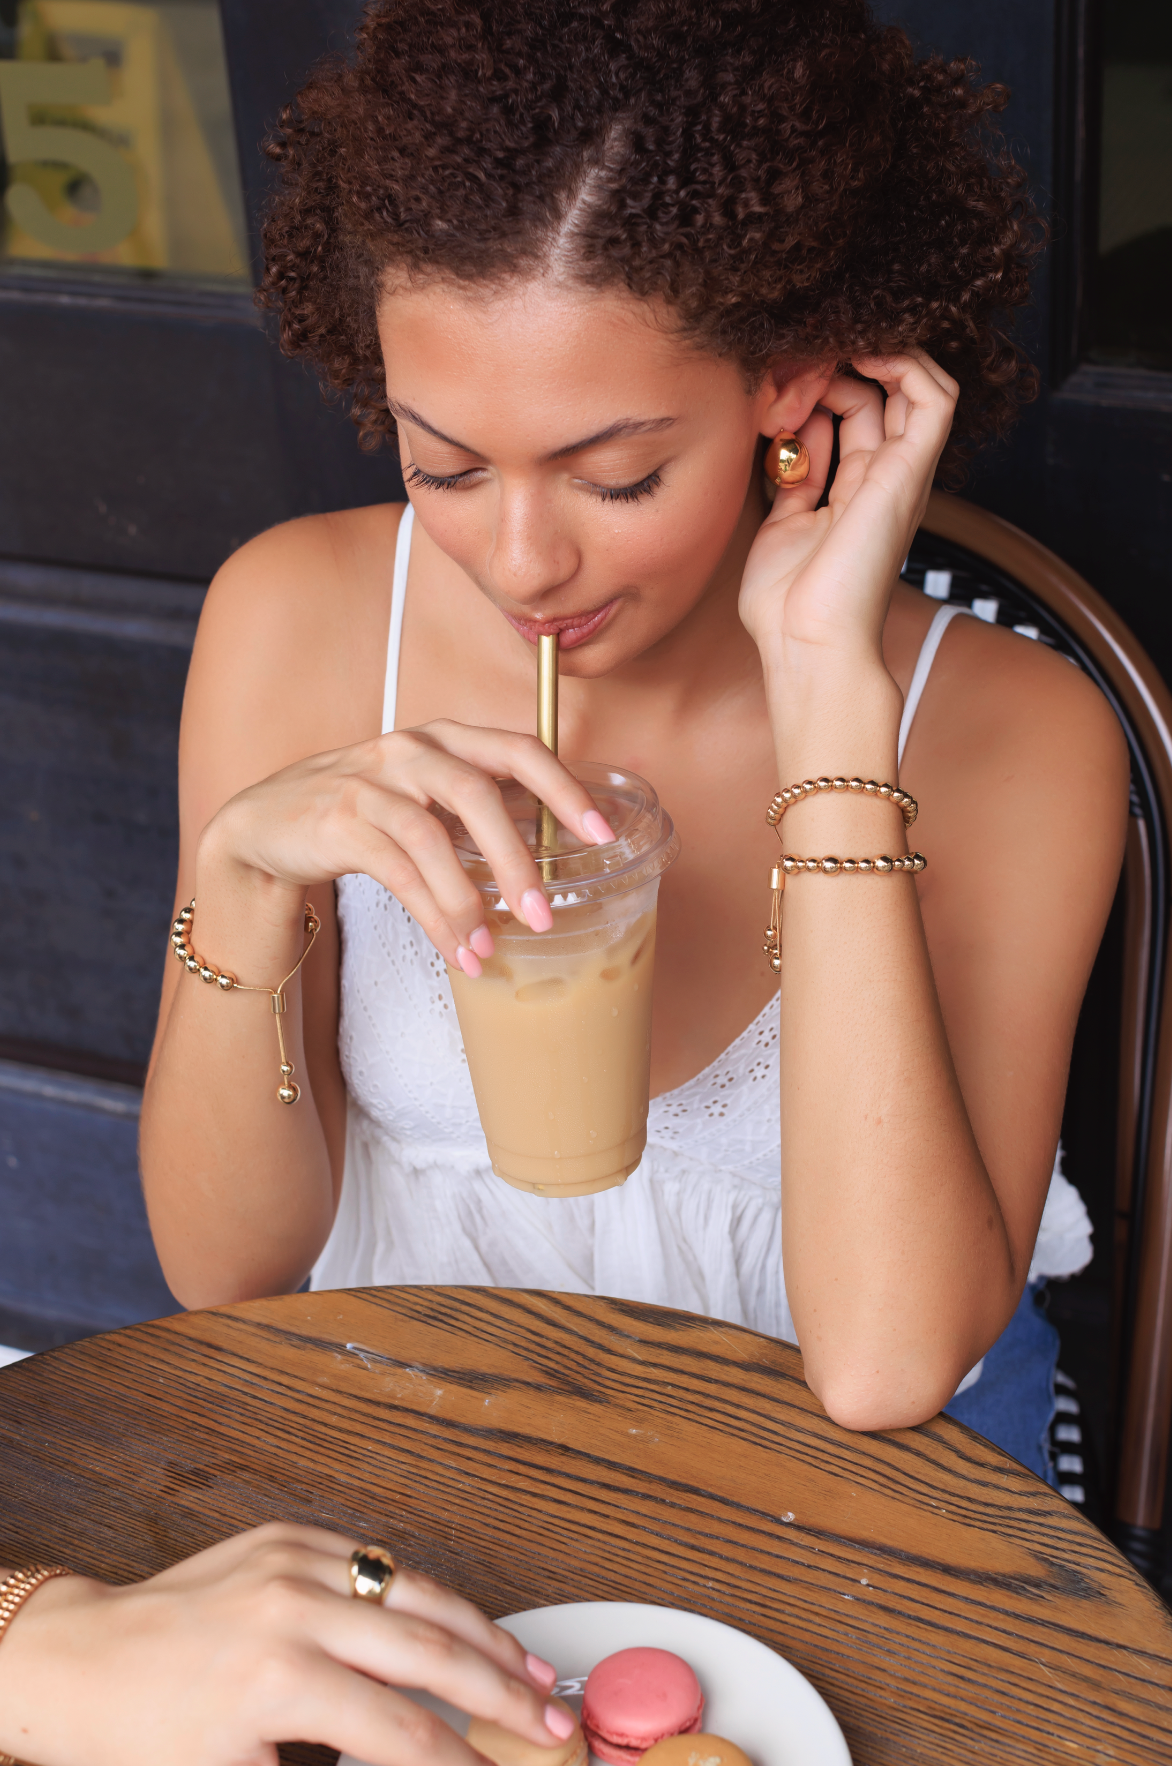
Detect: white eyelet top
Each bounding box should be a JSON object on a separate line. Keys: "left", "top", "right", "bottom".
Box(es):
{"left": 313, "top": 506, "right": 1092, "bottom": 1374}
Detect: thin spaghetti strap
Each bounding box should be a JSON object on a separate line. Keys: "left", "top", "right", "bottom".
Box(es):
{"left": 381, "top": 504, "right": 415, "bottom": 736}
{"left": 897, "top": 602, "right": 973, "bottom": 770}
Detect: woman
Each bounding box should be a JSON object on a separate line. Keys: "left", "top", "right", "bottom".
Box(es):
{"left": 140, "top": 0, "right": 1127, "bottom": 1471}
{"left": 0, "top": 1525, "right": 566, "bottom": 1766}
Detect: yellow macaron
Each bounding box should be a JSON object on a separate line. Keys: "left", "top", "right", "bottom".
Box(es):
{"left": 638, "top": 1736, "right": 755, "bottom": 1766}
{"left": 467, "top": 1698, "right": 588, "bottom": 1766}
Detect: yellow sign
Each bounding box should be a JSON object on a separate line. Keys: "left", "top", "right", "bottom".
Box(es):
{"left": 0, "top": 0, "right": 247, "bottom": 280}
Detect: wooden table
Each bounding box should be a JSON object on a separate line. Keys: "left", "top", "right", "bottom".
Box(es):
{"left": 1, "top": 1288, "right": 1170, "bottom": 1765}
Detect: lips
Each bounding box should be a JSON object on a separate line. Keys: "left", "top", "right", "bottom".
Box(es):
{"left": 502, "top": 601, "right": 616, "bottom": 650}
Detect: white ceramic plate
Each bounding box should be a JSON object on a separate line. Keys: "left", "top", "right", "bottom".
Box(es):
{"left": 339, "top": 1600, "right": 851, "bottom": 1766}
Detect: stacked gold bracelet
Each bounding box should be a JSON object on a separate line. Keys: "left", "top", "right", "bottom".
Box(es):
{"left": 0, "top": 1565, "right": 73, "bottom": 1765}
{"left": 778, "top": 851, "right": 926, "bottom": 876}
{"left": 171, "top": 899, "right": 321, "bottom": 1105}
{"left": 768, "top": 773, "right": 918, "bottom": 828}
{"left": 764, "top": 776, "right": 925, "bottom": 973}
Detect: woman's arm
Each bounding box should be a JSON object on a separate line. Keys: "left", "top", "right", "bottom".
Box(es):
{"left": 141, "top": 514, "right": 374, "bottom": 1309}
{"left": 141, "top": 509, "right": 609, "bottom": 1308}
{"left": 742, "top": 355, "right": 1128, "bottom": 1429}
{"left": 0, "top": 1525, "right": 566, "bottom": 1766}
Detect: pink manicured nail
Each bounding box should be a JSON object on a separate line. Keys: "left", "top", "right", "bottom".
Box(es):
{"left": 544, "top": 1703, "right": 576, "bottom": 1739}
{"left": 583, "top": 809, "right": 616, "bottom": 845}
{"left": 455, "top": 946, "right": 482, "bottom": 978}
{"left": 526, "top": 1653, "right": 557, "bottom": 1689}
{"left": 521, "top": 888, "right": 554, "bottom": 932}
{"left": 468, "top": 924, "right": 494, "bottom": 959}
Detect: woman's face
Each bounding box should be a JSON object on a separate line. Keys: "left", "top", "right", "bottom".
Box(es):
{"left": 377, "top": 276, "right": 803, "bottom": 676}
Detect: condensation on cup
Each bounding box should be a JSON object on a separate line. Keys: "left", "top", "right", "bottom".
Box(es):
{"left": 438, "top": 765, "right": 680, "bottom": 1197}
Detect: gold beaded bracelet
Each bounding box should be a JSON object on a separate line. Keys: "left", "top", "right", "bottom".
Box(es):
{"left": 780, "top": 851, "right": 927, "bottom": 876}
{"left": 170, "top": 899, "right": 321, "bottom": 1105}
{"left": 768, "top": 775, "right": 918, "bottom": 828}
{"left": 763, "top": 777, "right": 924, "bottom": 974}
{"left": 0, "top": 1565, "right": 74, "bottom": 1764}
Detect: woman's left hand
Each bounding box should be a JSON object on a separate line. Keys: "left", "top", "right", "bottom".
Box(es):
{"left": 0, "top": 1523, "right": 565, "bottom": 1766}
{"left": 737, "top": 350, "right": 959, "bottom": 665}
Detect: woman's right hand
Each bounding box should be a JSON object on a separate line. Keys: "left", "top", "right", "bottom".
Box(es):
{"left": 0, "top": 1523, "right": 571, "bottom": 1766}
{"left": 200, "top": 721, "right": 614, "bottom": 975}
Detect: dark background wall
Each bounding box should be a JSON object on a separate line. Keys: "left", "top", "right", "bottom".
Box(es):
{"left": 873, "top": 0, "right": 1171, "bottom": 678}
{"left": 0, "top": 0, "right": 399, "bottom": 1085}
{"left": 0, "top": 0, "right": 395, "bottom": 1343}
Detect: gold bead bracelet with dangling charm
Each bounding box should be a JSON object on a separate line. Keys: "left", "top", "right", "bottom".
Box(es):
{"left": 169, "top": 899, "right": 320, "bottom": 1104}
{"left": 761, "top": 777, "right": 925, "bottom": 973}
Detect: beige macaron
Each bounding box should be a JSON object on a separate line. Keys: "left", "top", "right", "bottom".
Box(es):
{"left": 467, "top": 1698, "right": 588, "bottom": 1766}
{"left": 638, "top": 1736, "right": 755, "bottom": 1766}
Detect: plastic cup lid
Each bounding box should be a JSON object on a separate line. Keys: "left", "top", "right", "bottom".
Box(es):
{"left": 434, "top": 762, "right": 680, "bottom": 908}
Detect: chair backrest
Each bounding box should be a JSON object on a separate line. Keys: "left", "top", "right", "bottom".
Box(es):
{"left": 915, "top": 491, "right": 1172, "bottom": 1580}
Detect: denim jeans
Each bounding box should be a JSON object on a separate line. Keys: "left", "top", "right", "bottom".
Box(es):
{"left": 943, "top": 1281, "right": 1059, "bottom": 1485}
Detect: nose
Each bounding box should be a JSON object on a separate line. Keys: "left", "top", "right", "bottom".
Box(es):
{"left": 485, "top": 484, "right": 580, "bottom": 609}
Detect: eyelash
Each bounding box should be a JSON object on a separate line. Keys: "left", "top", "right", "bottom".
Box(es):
{"left": 404, "top": 463, "right": 664, "bottom": 503}
{"left": 405, "top": 463, "right": 472, "bottom": 493}
{"left": 597, "top": 470, "right": 662, "bottom": 503}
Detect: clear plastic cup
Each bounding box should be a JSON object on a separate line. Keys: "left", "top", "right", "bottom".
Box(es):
{"left": 437, "top": 764, "right": 680, "bottom": 1197}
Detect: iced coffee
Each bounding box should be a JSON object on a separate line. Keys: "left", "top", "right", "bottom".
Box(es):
{"left": 439, "top": 765, "right": 679, "bottom": 1197}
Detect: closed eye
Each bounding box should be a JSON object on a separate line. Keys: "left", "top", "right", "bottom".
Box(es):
{"left": 405, "top": 461, "right": 664, "bottom": 502}
{"left": 591, "top": 469, "right": 662, "bottom": 503}
{"left": 405, "top": 462, "right": 478, "bottom": 492}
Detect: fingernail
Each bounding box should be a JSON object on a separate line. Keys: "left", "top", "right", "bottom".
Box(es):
{"left": 456, "top": 946, "right": 482, "bottom": 978}
{"left": 583, "top": 809, "right": 616, "bottom": 845}
{"left": 526, "top": 1652, "right": 557, "bottom": 1689}
{"left": 468, "top": 924, "right": 494, "bottom": 959}
{"left": 521, "top": 888, "right": 553, "bottom": 932}
{"left": 544, "top": 1703, "right": 575, "bottom": 1739}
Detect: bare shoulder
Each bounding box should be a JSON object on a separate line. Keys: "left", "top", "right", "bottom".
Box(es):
{"left": 184, "top": 503, "right": 405, "bottom": 787}
{"left": 177, "top": 504, "right": 405, "bottom": 845}
{"left": 906, "top": 608, "right": 1130, "bottom": 954}
{"left": 208, "top": 500, "right": 402, "bottom": 597}
{"left": 912, "top": 609, "right": 1128, "bottom": 805}
{"left": 195, "top": 503, "right": 404, "bottom": 726}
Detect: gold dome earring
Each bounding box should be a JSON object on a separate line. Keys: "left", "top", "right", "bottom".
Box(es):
{"left": 764, "top": 430, "right": 811, "bottom": 488}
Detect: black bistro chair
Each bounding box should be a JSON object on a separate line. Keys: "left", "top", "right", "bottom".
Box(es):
{"left": 911, "top": 491, "right": 1172, "bottom": 1582}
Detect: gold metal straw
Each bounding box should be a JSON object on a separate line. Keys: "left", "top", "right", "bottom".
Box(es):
{"left": 536, "top": 630, "right": 559, "bottom": 855}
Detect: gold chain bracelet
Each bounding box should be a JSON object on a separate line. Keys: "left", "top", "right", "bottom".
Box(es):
{"left": 763, "top": 776, "right": 924, "bottom": 973}
{"left": 170, "top": 899, "right": 321, "bottom": 1105}
{"left": 0, "top": 1565, "right": 74, "bottom": 1763}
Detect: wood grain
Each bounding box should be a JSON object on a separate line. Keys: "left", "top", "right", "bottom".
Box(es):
{"left": 1, "top": 1288, "right": 1169, "bottom": 1765}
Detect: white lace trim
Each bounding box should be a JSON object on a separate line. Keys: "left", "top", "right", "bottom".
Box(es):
{"left": 1029, "top": 1145, "right": 1091, "bottom": 1283}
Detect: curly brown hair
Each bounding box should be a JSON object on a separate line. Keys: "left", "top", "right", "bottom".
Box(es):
{"left": 260, "top": 0, "right": 1041, "bottom": 482}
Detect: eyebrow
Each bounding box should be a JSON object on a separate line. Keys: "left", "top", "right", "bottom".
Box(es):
{"left": 547, "top": 416, "right": 676, "bottom": 458}
{"left": 388, "top": 401, "right": 675, "bottom": 460}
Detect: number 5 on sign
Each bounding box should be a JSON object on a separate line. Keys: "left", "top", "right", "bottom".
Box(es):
{"left": 0, "top": 58, "right": 138, "bottom": 254}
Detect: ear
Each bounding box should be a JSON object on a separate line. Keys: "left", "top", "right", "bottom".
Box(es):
{"left": 754, "top": 360, "right": 836, "bottom": 437}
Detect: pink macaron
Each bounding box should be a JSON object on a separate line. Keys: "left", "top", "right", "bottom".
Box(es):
{"left": 581, "top": 1648, "right": 705, "bottom": 1766}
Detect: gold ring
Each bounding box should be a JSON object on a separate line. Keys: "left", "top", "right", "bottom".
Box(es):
{"left": 350, "top": 1544, "right": 396, "bottom": 1603}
